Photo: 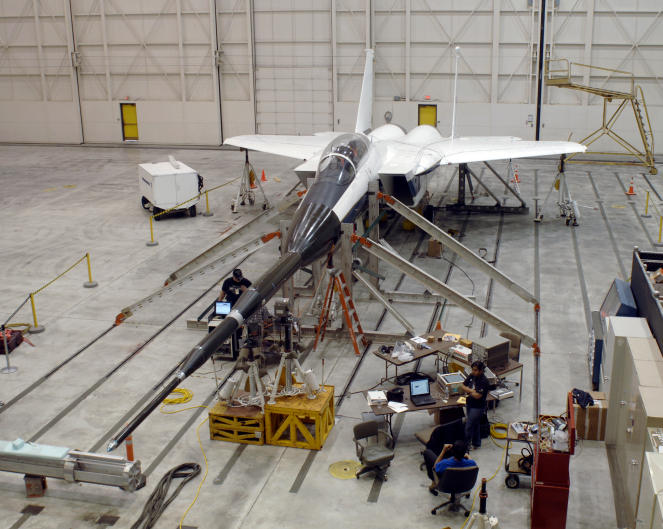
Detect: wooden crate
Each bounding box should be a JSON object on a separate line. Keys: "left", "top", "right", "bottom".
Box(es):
{"left": 265, "top": 385, "right": 334, "bottom": 450}
{"left": 208, "top": 399, "right": 265, "bottom": 446}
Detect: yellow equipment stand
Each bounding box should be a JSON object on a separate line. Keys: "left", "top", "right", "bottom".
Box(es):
{"left": 265, "top": 384, "right": 335, "bottom": 451}
{"left": 208, "top": 397, "right": 265, "bottom": 446}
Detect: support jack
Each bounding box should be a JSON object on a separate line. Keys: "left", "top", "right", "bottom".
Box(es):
{"left": 535, "top": 156, "right": 580, "bottom": 226}
{"left": 232, "top": 150, "right": 269, "bottom": 213}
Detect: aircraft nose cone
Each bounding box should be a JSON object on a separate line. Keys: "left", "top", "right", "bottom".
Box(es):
{"left": 285, "top": 202, "right": 341, "bottom": 266}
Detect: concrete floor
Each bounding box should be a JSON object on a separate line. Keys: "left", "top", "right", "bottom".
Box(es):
{"left": 1, "top": 144, "right": 658, "bottom": 529}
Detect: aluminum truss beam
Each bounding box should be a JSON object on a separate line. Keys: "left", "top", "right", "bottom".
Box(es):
{"left": 166, "top": 188, "right": 306, "bottom": 284}
{"left": 352, "top": 235, "right": 536, "bottom": 347}
{"left": 378, "top": 192, "right": 538, "bottom": 305}
{"left": 117, "top": 232, "right": 280, "bottom": 323}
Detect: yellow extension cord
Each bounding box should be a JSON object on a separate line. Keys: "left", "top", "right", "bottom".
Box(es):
{"left": 455, "top": 423, "right": 509, "bottom": 529}
{"left": 159, "top": 388, "right": 210, "bottom": 529}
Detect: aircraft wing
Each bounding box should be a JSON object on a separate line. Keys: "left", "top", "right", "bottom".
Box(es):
{"left": 380, "top": 136, "right": 585, "bottom": 175}
{"left": 224, "top": 131, "right": 345, "bottom": 160}
{"left": 438, "top": 137, "right": 586, "bottom": 166}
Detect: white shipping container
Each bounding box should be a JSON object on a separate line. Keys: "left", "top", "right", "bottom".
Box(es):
{"left": 139, "top": 158, "right": 201, "bottom": 217}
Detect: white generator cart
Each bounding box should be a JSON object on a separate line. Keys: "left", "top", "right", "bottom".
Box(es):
{"left": 139, "top": 156, "right": 202, "bottom": 220}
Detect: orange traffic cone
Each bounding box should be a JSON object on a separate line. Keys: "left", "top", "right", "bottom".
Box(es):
{"left": 435, "top": 321, "right": 442, "bottom": 331}
{"left": 511, "top": 166, "right": 521, "bottom": 183}
{"left": 626, "top": 176, "right": 637, "bottom": 196}
{"left": 261, "top": 169, "right": 267, "bottom": 182}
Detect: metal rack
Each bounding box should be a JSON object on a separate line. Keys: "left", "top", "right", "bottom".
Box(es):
{"left": 545, "top": 59, "right": 657, "bottom": 175}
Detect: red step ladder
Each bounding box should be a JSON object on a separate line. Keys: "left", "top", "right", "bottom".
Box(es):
{"left": 314, "top": 272, "right": 367, "bottom": 356}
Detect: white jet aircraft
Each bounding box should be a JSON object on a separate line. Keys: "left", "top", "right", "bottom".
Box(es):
{"left": 224, "top": 49, "right": 585, "bottom": 222}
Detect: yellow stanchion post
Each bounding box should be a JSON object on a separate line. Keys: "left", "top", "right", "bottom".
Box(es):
{"left": 642, "top": 190, "right": 652, "bottom": 218}
{"left": 659, "top": 216, "right": 662, "bottom": 244}
{"left": 147, "top": 215, "right": 159, "bottom": 247}
{"left": 28, "top": 293, "right": 45, "bottom": 334}
{"left": 83, "top": 253, "right": 98, "bottom": 288}
{"left": 203, "top": 190, "right": 213, "bottom": 217}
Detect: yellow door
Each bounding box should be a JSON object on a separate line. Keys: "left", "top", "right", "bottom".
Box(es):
{"left": 418, "top": 104, "right": 437, "bottom": 127}
{"left": 121, "top": 103, "right": 138, "bottom": 141}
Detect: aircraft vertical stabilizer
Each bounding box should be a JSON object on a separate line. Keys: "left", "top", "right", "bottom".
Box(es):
{"left": 355, "top": 49, "right": 374, "bottom": 135}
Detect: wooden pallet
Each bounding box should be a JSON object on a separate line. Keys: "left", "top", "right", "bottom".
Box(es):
{"left": 208, "top": 398, "right": 265, "bottom": 446}
{"left": 265, "top": 385, "right": 335, "bottom": 450}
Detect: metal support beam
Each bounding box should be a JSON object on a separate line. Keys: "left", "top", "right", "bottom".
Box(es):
{"left": 166, "top": 188, "right": 305, "bottom": 284}
{"left": 341, "top": 223, "right": 354, "bottom": 302}
{"left": 352, "top": 235, "right": 536, "bottom": 347}
{"left": 280, "top": 221, "right": 294, "bottom": 300}
{"left": 31, "top": 0, "right": 48, "bottom": 101}
{"left": 174, "top": 0, "right": 186, "bottom": 102}
{"left": 379, "top": 192, "right": 537, "bottom": 305}
{"left": 447, "top": 164, "right": 529, "bottom": 214}
{"left": 119, "top": 232, "right": 280, "bottom": 322}
{"left": 353, "top": 271, "right": 414, "bottom": 335}
{"left": 98, "top": 0, "right": 113, "bottom": 101}
{"left": 483, "top": 161, "right": 527, "bottom": 207}
{"left": 367, "top": 180, "right": 380, "bottom": 292}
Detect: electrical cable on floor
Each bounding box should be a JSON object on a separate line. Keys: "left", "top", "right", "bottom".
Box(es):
{"left": 456, "top": 426, "right": 508, "bottom": 529}
{"left": 129, "top": 462, "right": 201, "bottom": 529}
{"left": 159, "top": 391, "right": 211, "bottom": 529}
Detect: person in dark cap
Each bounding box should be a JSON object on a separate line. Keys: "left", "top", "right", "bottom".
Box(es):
{"left": 219, "top": 269, "right": 252, "bottom": 307}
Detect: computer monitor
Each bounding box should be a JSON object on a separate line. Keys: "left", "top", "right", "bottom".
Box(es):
{"left": 410, "top": 379, "right": 430, "bottom": 396}
{"left": 215, "top": 301, "right": 231, "bottom": 316}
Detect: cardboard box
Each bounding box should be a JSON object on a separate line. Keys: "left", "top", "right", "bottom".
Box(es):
{"left": 427, "top": 238, "right": 442, "bottom": 257}
{"left": 570, "top": 392, "right": 608, "bottom": 441}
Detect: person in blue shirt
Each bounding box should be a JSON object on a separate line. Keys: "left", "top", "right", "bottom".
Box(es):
{"left": 424, "top": 440, "right": 477, "bottom": 495}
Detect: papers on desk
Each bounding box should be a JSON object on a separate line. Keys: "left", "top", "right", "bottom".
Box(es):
{"left": 387, "top": 402, "right": 408, "bottom": 413}
{"left": 410, "top": 336, "right": 427, "bottom": 345}
{"left": 457, "top": 396, "right": 467, "bottom": 405}
{"left": 367, "top": 391, "right": 387, "bottom": 406}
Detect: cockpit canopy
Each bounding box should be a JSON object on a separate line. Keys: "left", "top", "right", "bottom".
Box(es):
{"left": 315, "top": 133, "right": 370, "bottom": 186}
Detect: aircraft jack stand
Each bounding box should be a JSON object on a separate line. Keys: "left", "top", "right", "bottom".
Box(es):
{"left": 232, "top": 150, "right": 269, "bottom": 213}
{"left": 268, "top": 314, "right": 320, "bottom": 404}
{"left": 229, "top": 346, "right": 268, "bottom": 412}
{"left": 466, "top": 479, "right": 499, "bottom": 529}
{"left": 535, "top": 156, "right": 580, "bottom": 226}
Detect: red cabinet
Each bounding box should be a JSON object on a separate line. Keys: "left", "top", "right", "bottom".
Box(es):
{"left": 531, "top": 393, "right": 577, "bottom": 529}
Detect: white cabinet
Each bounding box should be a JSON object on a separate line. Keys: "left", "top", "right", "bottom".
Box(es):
{"left": 636, "top": 453, "right": 663, "bottom": 529}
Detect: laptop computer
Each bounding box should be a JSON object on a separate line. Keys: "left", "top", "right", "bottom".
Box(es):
{"left": 410, "top": 379, "right": 436, "bottom": 406}
{"left": 215, "top": 301, "right": 232, "bottom": 317}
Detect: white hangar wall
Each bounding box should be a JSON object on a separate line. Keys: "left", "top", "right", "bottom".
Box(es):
{"left": 0, "top": 0, "right": 661, "bottom": 154}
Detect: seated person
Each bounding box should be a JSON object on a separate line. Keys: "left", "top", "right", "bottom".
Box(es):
{"left": 423, "top": 440, "right": 477, "bottom": 495}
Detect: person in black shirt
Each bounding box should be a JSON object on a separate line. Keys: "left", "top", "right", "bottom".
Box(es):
{"left": 460, "top": 360, "right": 489, "bottom": 450}
{"left": 219, "top": 269, "right": 252, "bottom": 306}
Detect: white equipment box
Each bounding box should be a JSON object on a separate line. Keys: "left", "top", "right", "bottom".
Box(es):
{"left": 139, "top": 156, "right": 201, "bottom": 217}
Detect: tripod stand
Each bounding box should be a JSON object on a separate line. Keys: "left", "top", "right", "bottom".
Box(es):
{"left": 232, "top": 150, "right": 269, "bottom": 213}
{"left": 268, "top": 313, "right": 320, "bottom": 403}
{"left": 228, "top": 340, "right": 268, "bottom": 412}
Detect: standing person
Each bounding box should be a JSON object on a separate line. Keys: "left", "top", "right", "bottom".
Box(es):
{"left": 460, "top": 360, "right": 489, "bottom": 450}
{"left": 219, "top": 269, "right": 251, "bottom": 306}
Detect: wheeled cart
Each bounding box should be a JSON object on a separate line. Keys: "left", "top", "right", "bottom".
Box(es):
{"left": 504, "top": 421, "right": 535, "bottom": 489}
{"left": 139, "top": 156, "right": 203, "bottom": 220}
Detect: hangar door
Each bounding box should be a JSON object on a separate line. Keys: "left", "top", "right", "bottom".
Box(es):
{"left": 253, "top": 2, "right": 333, "bottom": 135}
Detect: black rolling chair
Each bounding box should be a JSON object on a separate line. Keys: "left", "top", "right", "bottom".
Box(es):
{"left": 431, "top": 465, "right": 479, "bottom": 516}
{"left": 353, "top": 421, "right": 395, "bottom": 481}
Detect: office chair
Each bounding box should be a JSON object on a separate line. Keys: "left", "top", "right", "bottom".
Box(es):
{"left": 431, "top": 465, "right": 479, "bottom": 516}
{"left": 499, "top": 331, "right": 521, "bottom": 362}
{"left": 353, "top": 421, "right": 395, "bottom": 481}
